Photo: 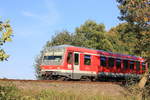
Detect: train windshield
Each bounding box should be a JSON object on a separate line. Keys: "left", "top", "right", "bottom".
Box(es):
{"left": 44, "top": 56, "right": 62, "bottom": 60}
{"left": 42, "top": 46, "right": 65, "bottom": 65}
{"left": 42, "top": 53, "right": 64, "bottom": 65}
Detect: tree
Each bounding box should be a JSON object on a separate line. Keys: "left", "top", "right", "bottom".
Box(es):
{"left": 117, "top": 0, "right": 150, "bottom": 99}
{"left": 34, "top": 51, "right": 44, "bottom": 79}
{"left": 116, "top": 0, "right": 150, "bottom": 62}
{"left": 108, "top": 23, "right": 138, "bottom": 55}
{"left": 74, "top": 20, "right": 115, "bottom": 52}
{"left": 0, "top": 20, "right": 13, "bottom": 61}
{"left": 117, "top": 0, "right": 149, "bottom": 28}
{"left": 46, "top": 30, "right": 74, "bottom": 47}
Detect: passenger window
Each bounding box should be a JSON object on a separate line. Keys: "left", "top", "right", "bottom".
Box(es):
{"left": 67, "top": 52, "right": 73, "bottom": 64}
{"left": 108, "top": 57, "right": 114, "bottom": 68}
{"left": 136, "top": 61, "right": 140, "bottom": 71}
{"left": 84, "top": 55, "right": 91, "bottom": 65}
{"left": 142, "top": 62, "right": 146, "bottom": 70}
{"left": 74, "top": 53, "right": 79, "bottom": 65}
{"left": 116, "top": 59, "right": 121, "bottom": 69}
{"left": 129, "top": 61, "right": 134, "bottom": 70}
{"left": 100, "top": 56, "right": 107, "bottom": 67}
{"left": 123, "top": 60, "right": 128, "bottom": 69}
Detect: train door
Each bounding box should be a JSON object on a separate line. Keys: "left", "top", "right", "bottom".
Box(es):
{"left": 73, "top": 52, "right": 80, "bottom": 79}
{"left": 67, "top": 52, "right": 73, "bottom": 69}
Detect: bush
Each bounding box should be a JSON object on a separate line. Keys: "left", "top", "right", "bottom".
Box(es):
{"left": 124, "top": 76, "right": 150, "bottom": 100}
{"left": 0, "top": 83, "right": 22, "bottom": 100}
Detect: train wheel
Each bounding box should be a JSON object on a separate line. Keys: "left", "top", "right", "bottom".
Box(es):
{"left": 56, "top": 76, "right": 70, "bottom": 81}
{"left": 90, "top": 77, "right": 97, "bottom": 82}
{"left": 80, "top": 76, "right": 92, "bottom": 81}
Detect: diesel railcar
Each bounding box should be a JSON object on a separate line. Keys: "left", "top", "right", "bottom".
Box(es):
{"left": 40, "top": 45, "right": 148, "bottom": 81}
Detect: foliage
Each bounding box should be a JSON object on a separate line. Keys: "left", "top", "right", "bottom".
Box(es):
{"left": 46, "top": 20, "right": 115, "bottom": 51}
{"left": 74, "top": 20, "right": 113, "bottom": 51}
{"left": 124, "top": 78, "right": 150, "bottom": 100}
{"left": 108, "top": 23, "right": 138, "bottom": 55}
{"left": 143, "top": 80, "right": 150, "bottom": 99}
{"left": 0, "top": 83, "right": 21, "bottom": 100}
{"left": 117, "top": 0, "right": 150, "bottom": 27}
{"left": 34, "top": 53, "right": 44, "bottom": 80}
{"left": 0, "top": 20, "right": 13, "bottom": 61}
{"left": 116, "top": 0, "right": 150, "bottom": 62}
{"left": 47, "top": 30, "right": 74, "bottom": 47}
{"left": 116, "top": 1, "right": 150, "bottom": 99}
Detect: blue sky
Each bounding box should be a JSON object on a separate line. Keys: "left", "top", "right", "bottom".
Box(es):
{"left": 0, "top": 0, "right": 121, "bottom": 79}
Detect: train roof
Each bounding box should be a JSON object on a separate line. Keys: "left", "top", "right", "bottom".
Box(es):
{"left": 45, "top": 45, "right": 145, "bottom": 61}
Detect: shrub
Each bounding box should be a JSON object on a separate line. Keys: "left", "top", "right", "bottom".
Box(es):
{"left": 0, "top": 83, "right": 21, "bottom": 100}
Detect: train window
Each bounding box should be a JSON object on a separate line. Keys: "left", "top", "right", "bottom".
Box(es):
{"left": 116, "top": 59, "right": 121, "bottom": 69}
{"left": 142, "top": 62, "right": 146, "bottom": 70}
{"left": 136, "top": 61, "right": 140, "bottom": 71}
{"left": 129, "top": 61, "right": 134, "bottom": 70}
{"left": 100, "top": 56, "right": 106, "bottom": 67}
{"left": 108, "top": 57, "right": 114, "bottom": 68}
{"left": 44, "top": 56, "right": 50, "bottom": 60}
{"left": 74, "top": 53, "right": 79, "bottom": 65}
{"left": 84, "top": 55, "right": 91, "bottom": 65}
{"left": 44, "top": 56, "right": 62, "bottom": 60}
{"left": 67, "top": 52, "right": 73, "bottom": 64}
{"left": 123, "top": 60, "right": 128, "bottom": 69}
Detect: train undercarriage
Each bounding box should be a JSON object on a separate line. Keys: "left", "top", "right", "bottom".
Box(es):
{"left": 40, "top": 71, "right": 141, "bottom": 82}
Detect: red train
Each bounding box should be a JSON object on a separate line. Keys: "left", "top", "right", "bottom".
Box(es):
{"left": 40, "top": 45, "right": 148, "bottom": 81}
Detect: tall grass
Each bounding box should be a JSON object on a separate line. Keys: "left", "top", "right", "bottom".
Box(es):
{"left": 30, "top": 89, "right": 139, "bottom": 100}
{"left": 0, "top": 82, "right": 148, "bottom": 100}
{"left": 0, "top": 82, "right": 22, "bottom": 100}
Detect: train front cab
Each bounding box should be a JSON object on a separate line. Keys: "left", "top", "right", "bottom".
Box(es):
{"left": 40, "top": 46, "right": 68, "bottom": 79}
{"left": 40, "top": 46, "right": 98, "bottom": 80}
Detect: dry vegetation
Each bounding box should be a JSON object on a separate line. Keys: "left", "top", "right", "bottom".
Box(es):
{"left": 0, "top": 79, "right": 147, "bottom": 100}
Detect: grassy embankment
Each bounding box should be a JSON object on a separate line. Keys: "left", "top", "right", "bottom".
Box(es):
{"left": 0, "top": 81, "right": 149, "bottom": 100}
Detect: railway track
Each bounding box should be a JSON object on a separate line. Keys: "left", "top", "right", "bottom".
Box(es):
{"left": 0, "top": 78, "right": 122, "bottom": 85}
